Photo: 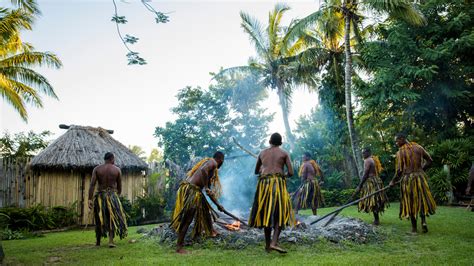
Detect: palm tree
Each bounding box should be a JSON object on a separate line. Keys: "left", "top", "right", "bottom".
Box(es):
{"left": 0, "top": 1, "right": 62, "bottom": 121}
{"left": 219, "top": 4, "right": 325, "bottom": 150}
{"left": 290, "top": 0, "right": 425, "bottom": 174}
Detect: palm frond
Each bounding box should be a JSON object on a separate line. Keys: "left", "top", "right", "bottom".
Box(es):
{"left": 362, "top": 0, "right": 426, "bottom": 26}
{"left": 7, "top": 77, "right": 43, "bottom": 107}
{"left": 0, "top": 73, "right": 27, "bottom": 120}
{"left": 0, "top": 8, "right": 33, "bottom": 36}
{"left": 240, "top": 11, "right": 269, "bottom": 60}
{"left": 9, "top": 0, "right": 40, "bottom": 15}
{"left": 213, "top": 65, "right": 262, "bottom": 81}
{"left": 282, "top": 9, "right": 324, "bottom": 53}
{"left": 0, "top": 51, "right": 62, "bottom": 69}
{"left": 0, "top": 66, "right": 58, "bottom": 99}
{"left": 268, "top": 3, "right": 290, "bottom": 56}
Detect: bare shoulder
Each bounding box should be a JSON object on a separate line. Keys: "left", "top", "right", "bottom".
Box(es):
{"left": 93, "top": 164, "right": 104, "bottom": 172}
{"left": 279, "top": 148, "right": 290, "bottom": 157}
{"left": 207, "top": 159, "right": 217, "bottom": 168}
{"left": 112, "top": 165, "right": 121, "bottom": 172}
{"left": 259, "top": 148, "right": 270, "bottom": 157}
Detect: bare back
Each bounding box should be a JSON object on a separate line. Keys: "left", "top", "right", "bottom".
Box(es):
{"left": 396, "top": 143, "right": 433, "bottom": 175}
{"left": 187, "top": 159, "right": 217, "bottom": 189}
{"left": 88, "top": 163, "right": 122, "bottom": 200}
{"left": 255, "top": 146, "right": 293, "bottom": 176}
{"left": 361, "top": 157, "right": 377, "bottom": 181}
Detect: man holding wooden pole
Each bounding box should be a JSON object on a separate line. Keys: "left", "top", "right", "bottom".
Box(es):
{"left": 389, "top": 133, "right": 436, "bottom": 234}
{"left": 354, "top": 148, "right": 389, "bottom": 225}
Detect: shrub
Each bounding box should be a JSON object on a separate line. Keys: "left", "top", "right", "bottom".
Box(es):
{"left": 322, "top": 189, "right": 356, "bottom": 207}
{"left": 121, "top": 195, "right": 167, "bottom": 226}
{"left": 429, "top": 137, "right": 473, "bottom": 202}
{"left": 0, "top": 204, "right": 78, "bottom": 232}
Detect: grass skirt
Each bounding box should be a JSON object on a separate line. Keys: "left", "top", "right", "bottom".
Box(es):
{"left": 248, "top": 174, "right": 295, "bottom": 229}
{"left": 399, "top": 172, "right": 436, "bottom": 219}
{"left": 292, "top": 179, "right": 324, "bottom": 211}
{"left": 93, "top": 189, "right": 128, "bottom": 239}
{"left": 170, "top": 182, "right": 217, "bottom": 238}
{"left": 358, "top": 176, "right": 389, "bottom": 214}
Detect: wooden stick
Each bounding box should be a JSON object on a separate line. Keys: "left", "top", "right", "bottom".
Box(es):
{"left": 220, "top": 209, "right": 248, "bottom": 227}
{"left": 232, "top": 137, "right": 258, "bottom": 158}
{"left": 310, "top": 184, "right": 394, "bottom": 225}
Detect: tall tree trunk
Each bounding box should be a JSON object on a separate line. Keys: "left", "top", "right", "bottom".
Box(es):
{"left": 343, "top": 11, "right": 363, "bottom": 177}
{"left": 276, "top": 83, "right": 295, "bottom": 150}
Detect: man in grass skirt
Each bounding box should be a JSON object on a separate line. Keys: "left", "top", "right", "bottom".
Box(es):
{"left": 170, "top": 152, "right": 225, "bottom": 254}
{"left": 390, "top": 133, "right": 436, "bottom": 234}
{"left": 355, "top": 148, "right": 389, "bottom": 225}
{"left": 249, "top": 133, "right": 295, "bottom": 253}
{"left": 292, "top": 152, "right": 324, "bottom": 215}
{"left": 88, "top": 152, "right": 127, "bottom": 248}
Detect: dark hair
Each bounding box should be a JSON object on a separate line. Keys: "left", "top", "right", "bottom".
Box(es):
{"left": 104, "top": 152, "right": 114, "bottom": 161}
{"left": 213, "top": 151, "right": 224, "bottom": 159}
{"left": 269, "top": 133, "right": 283, "bottom": 146}
{"left": 303, "top": 152, "right": 311, "bottom": 158}
{"left": 362, "top": 147, "right": 371, "bottom": 154}
{"left": 396, "top": 132, "right": 407, "bottom": 139}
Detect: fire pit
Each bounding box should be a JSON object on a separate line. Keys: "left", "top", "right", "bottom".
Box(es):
{"left": 146, "top": 214, "right": 379, "bottom": 249}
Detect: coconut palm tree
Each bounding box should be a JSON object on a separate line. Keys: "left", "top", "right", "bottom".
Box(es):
{"left": 0, "top": 1, "right": 62, "bottom": 121}
{"left": 219, "top": 3, "right": 325, "bottom": 150}
{"left": 289, "top": 0, "right": 425, "bottom": 174}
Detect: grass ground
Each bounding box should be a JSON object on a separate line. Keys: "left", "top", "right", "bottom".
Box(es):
{"left": 3, "top": 203, "right": 473, "bottom": 265}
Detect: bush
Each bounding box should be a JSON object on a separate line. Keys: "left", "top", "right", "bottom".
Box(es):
{"left": 0, "top": 204, "right": 78, "bottom": 232}
{"left": 121, "top": 195, "right": 167, "bottom": 226}
{"left": 322, "top": 189, "right": 356, "bottom": 207}
{"left": 429, "top": 137, "right": 473, "bottom": 202}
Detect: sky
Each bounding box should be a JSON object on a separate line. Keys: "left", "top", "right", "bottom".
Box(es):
{"left": 0, "top": 0, "right": 321, "bottom": 155}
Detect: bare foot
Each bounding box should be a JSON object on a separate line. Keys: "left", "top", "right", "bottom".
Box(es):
{"left": 108, "top": 243, "right": 116, "bottom": 248}
{"left": 422, "top": 224, "right": 428, "bottom": 233}
{"left": 176, "top": 248, "right": 189, "bottom": 254}
{"left": 269, "top": 245, "right": 287, "bottom": 254}
{"left": 211, "top": 229, "right": 220, "bottom": 238}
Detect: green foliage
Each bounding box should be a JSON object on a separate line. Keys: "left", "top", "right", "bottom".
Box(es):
{"left": 155, "top": 73, "right": 272, "bottom": 165}
{"left": 322, "top": 188, "right": 355, "bottom": 207}
{"left": 428, "top": 167, "right": 452, "bottom": 203}
{"left": 357, "top": 0, "right": 473, "bottom": 141}
{"left": 427, "top": 137, "right": 474, "bottom": 203}
{"left": 0, "top": 130, "right": 51, "bottom": 158}
{"left": 128, "top": 145, "right": 146, "bottom": 161}
{"left": 111, "top": 0, "right": 169, "bottom": 65}
{"left": 0, "top": 204, "right": 78, "bottom": 238}
{"left": 121, "top": 195, "right": 167, "bottom": 226}
{"left": 0, "top": 0, "right": 62, "bottom": 121}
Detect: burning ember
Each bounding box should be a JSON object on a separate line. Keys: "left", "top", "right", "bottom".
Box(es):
{"left": 224, "top": 221, "right": 241, "bottom": 231}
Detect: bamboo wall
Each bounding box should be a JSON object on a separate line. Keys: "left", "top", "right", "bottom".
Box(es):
{"left": 0, "top": 157, "right": 31, "bottom": 208}
{"left": 0, "top": 157, "right": 146, "bottom": 225}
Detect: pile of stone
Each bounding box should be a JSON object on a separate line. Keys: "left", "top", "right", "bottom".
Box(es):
{"left": 143, "top": 214, "right": 379, "bottom": 249}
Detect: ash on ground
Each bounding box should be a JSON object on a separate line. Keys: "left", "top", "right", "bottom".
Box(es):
{"left": 144, "top": 214, "right": 380, "bottom": 249}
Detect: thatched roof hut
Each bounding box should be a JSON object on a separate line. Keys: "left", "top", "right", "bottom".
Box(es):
{"left": 30, "top": 125, "right": 147, "bottom": 171}
{"left": 26, "top": 125, "right": 148, "bottom": 224}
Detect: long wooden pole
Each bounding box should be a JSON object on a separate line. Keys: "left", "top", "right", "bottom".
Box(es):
{"left": 310, "top": 184, "right": 394, "bottom": 225}
{"left": 232, "top": 137, "right": 258, "bottom": 158}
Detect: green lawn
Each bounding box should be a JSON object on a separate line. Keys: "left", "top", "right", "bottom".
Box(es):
{"left": 3, "top": 203, "right": 473, "bottom": 265}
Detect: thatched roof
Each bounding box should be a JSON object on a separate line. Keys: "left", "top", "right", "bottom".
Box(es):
{"left": 30, "top": 125, "right": 148, "bottom": 171}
